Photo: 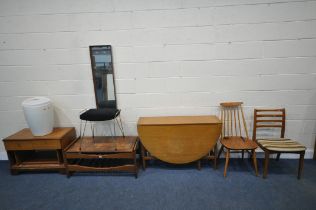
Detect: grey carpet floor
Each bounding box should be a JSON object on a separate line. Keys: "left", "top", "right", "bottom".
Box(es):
{"left": 0, "top": 159, "right": 315, "bottom": 210}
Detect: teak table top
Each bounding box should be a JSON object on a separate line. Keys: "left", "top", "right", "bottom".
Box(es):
{"left": 137, "top": 115, "right": 222, "bottom": 164}
{"left": 138, "top": 115, "right": 221, "bottom": 126}
{"left": 3, "top": 127, "right": 75, "bottom": 141}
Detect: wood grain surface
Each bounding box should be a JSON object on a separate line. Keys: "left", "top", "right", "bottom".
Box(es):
{"left": 137, "top": 116, "right": 222, "bottom": 164}
{"left": 66, "top": 136, "right": 137, "bottom": 153}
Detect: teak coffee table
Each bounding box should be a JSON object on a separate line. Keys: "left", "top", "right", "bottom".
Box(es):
{"left": 3, "top": 127, "right": 76, "bottom": 174}
{"left": 64, "top": 136, "right": 139, "bottom": 178}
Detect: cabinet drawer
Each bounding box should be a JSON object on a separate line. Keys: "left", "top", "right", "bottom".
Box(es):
{"left": 4, "top": 140, "right": 61, "bottom": 150}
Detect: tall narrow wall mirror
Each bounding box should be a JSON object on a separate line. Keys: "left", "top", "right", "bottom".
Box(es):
{"left": 78, "top": 45, "right": 124, "bottom": 140}
{"left": 89, "top": 45, "right": 117, "bottom": 109}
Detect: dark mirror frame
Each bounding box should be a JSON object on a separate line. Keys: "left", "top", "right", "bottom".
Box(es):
{"left": 89, "top": 45, "right": 118, "bottom": 109}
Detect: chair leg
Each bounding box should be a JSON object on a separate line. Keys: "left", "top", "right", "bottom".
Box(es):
{"left": 90, "top": 122, "right": 94, "bottom": 141}
{"left": 224, "top": 149, "right": 230, "bottom": 177}
{"left": 242, "top": 150, "right": 244, "bottom": 160}
{"left": 81, "top": 120, "right": 87, "bottom": 138}
{"left": 276, "top": 153, "right": 281, "bottom": 161}
{"left": 298, "top": 151, "right": 305, "bottom": 179}
{"left": 217, "top": 145, "right": 223, "bottom": 159}
{"left": 79, "top": 121, "right": 87, "bottom": 151}
{"left": 115, "top": 115, "right": 125, "bottom": 137}
{"left": 79, "top": 120, "right": 83, "bottom": 138}
{"left": 252, "top": 149, "right": 258, "bottom": 176}
{"left": 263, "top": 151, "right": 270, "bottom": 179}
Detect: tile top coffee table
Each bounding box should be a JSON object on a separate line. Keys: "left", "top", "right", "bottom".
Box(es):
{"left": 64, "top": 136, "right": 139, "bottom": 178}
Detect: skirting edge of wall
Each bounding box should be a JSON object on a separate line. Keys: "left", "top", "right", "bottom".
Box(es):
{"left": 0, "top": 149, "right": 314, "bottom": 160}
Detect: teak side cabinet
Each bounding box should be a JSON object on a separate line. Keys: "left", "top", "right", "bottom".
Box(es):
{"left": 3, "top": 127, "right": 76, "bottom": 174}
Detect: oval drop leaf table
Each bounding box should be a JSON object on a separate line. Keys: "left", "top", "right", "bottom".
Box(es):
{"left": 137, "top": 116, "right": 222, "bottom": 164}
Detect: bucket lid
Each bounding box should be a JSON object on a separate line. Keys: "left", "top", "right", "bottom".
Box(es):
{"left": 22, "top": 97, "right": 51, "bottom": 107}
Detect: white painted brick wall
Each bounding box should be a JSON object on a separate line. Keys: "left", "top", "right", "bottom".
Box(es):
{"left": 0, "top": 0, "right": 315, "bottom": 159}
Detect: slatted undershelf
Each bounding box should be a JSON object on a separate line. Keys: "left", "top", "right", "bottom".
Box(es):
{"left": 64, "top": 136, "right": 139, "bottom": 178}
{"left": 11, "top": 150, "right": 64, "bottom": 170}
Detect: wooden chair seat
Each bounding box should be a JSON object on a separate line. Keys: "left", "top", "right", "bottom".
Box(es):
{"left": 257, "top": 138, "right": 306, "bottom": 152}
{"left": 221, "top": 136, "right": 258, "bottom": 150}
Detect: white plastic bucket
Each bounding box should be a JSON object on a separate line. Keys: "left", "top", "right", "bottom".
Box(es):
{"left": 22, "top": 97, "right": 54, "bottom": 136}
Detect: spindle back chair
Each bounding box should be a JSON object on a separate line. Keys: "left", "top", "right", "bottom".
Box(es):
{"left": 218, "top": 102, "right": 258, "bottom": 177}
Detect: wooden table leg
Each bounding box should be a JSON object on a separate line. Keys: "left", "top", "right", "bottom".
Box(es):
{"left": 213, "top": 158, "right": 217, "bottom": 170}
{"left": 197, "top": 160, "right": 201, "bottom": 170}
{"left": 217, "top": 145, "right": 223, "bottom": 159}
{"left": 213, "top": 146, "right": 217, "bottom": 170}
{"left": 13, "top": 151, "right": 21, "bottom": 165}
{"left": 57, "top": 150, "right": 65, "bottom": 174}
{"left": 7, "top": 152, "right": 18, "bottom": 175}
{"left": 62, "top": 150, "right": 70, "bottom": 177}
{"left": 56, "top": 150, "right": 63, "bottom": 163}
{"left": 141, "top": 143, "right": 146, "bottom": 170}
{"left": 134, "top": 150, "right": 138, "bottom": 178}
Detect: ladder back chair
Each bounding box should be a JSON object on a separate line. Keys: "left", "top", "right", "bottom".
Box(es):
{"left": 253, "top": 108, "right": 306, "bottom": 179}
{"left": 218, "top": 102, "right": 258, "bottom": 177}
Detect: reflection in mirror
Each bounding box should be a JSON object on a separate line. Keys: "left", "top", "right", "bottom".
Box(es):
{"left": 89, "top": 45, "right": 117, "bottom": 109}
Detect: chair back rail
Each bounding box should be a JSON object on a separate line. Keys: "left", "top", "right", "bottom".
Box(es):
{"left": 253, "top": 108, "right": 286, "bottom": 141}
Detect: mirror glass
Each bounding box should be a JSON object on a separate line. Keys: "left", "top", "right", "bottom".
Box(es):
{"left": 89, "top": 45, "right": 117, "bottom": 109}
